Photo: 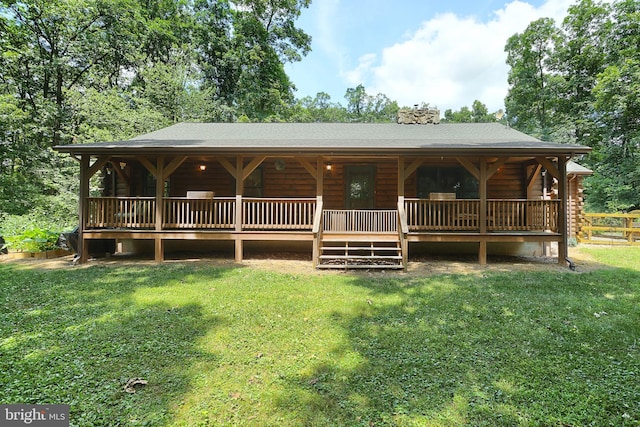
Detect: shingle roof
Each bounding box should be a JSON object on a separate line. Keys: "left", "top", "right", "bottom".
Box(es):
{"left": 567, "top": 160, "right": 593, "bottom": 175}
{"left": 54, "top": 122, "right": 591, "bottom": 156}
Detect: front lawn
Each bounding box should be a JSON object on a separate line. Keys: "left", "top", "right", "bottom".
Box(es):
{"left": 1, "top": 248, "right": 639, "bottom": 426}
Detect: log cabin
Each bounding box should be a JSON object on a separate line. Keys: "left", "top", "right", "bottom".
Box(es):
{"left": 54, "top": 121, "right": 591, "bottom": 269}
{"left": 566, "top": 161, "right": 592, "bottom": 241}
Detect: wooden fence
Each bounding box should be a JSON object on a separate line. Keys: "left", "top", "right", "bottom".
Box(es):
{"left": 579, "top": 213, "right": 640, "bottom": 245}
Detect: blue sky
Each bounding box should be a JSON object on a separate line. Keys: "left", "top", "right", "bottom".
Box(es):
{"left": 285, "top": 0, "right": 575, "bottom": 113}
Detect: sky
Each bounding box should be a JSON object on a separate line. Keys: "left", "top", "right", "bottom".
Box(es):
{"left": 284, "top": 0, "right": 575, "bottom": 114}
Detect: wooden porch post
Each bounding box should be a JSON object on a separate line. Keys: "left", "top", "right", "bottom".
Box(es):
{"left": 313, "top": 156, "right": 324, "bottom": 267}
{"left": 557, "top": 156, "right": 569, "bottom": 266}
{"left": 235, "top": 156, "right": 243, "bottom": 262}
{"left": 78, "top": 155, "right": 90, "bottom": 263}
{"left": 397, "top": 157, "right": 405, "bottom": 199}
{"left": 478, "top": 157, "right": 488, "bottom": 265}
{"left": 154, "top": 157, "right": 165, "bottom": 262}
{"left": 398, "top": 157, "right": 408, "bottom": 269}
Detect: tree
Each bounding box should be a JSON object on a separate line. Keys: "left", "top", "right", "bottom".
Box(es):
{"left": 553, "top": 0, "right": 611, "bottom": 147}
{"left": 67, "top": 88, "right": 170, "bottom": 144}
{"left": 443, "top": 106, "right": 472, "bottom": 123}
{"left": 290, "top": 92, "right": 348, "bottom": 122}
{"left": 504, "top": 0, "right": 640, "bottom": 211}
{"left": 585, "top": 0, "right": 640, "bottom": 211}
{"left": 471, "top": 100, "right": 495, "bottom": 122}
{"left": 442, "top": 100, "right": 496, "bottom": 123}
{"left": 505, "top": 18, "right": 563, "bottom": 138}
{"left": 0, "top": 0, "right": 145, "bottom": 146}
{"left": 194, "top": 0, "right": 311, "bottom": 121}
{"left": 137, "top": 0, "right": 194, "bottom": 64}
{"left": 344, "top": 85, "right": 398, "bottom": 123}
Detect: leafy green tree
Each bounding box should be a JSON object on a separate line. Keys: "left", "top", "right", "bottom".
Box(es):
{"left": 442, "top": 100, "right": 496, "bottom": 123}
{"left": 194, "top": 0, "right": 311, "bottom": 121}
{"left": 137, "top": 0, "right": 194, "bottom": 64}
{"left": 67, "top": 88, "right": 170, "bottom": 143}
{"left": 344, "top": 85, "right": 398, "bottom": 123}
{"left": 471, "top": 100, "right": 495, "bottom": 122}
{"left": 553, "top": 0, "right": 611, "bottom": 147}
{"left": 0, "top": 0, "right": 145, "bottom": 146}
{"left": 505, "top": 18, "right": 563, "bottom": 138}
{"left": 443, "top": 106, "right": 472, "bottom": 123}
{"left": 586, "top": 1, "right": 640, "bottom": 211}
{"left": 505, "top": 0, "right": 640, "bottom": 211}
{"left": 138, "top": 61, "right": 192, "bottom": 123}
{"left": 290, "top": 92, "right": 348, "bottom": 122}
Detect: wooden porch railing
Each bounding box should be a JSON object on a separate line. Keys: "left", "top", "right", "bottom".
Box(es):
{"left": 242, "top": 198, "right": 316, "bottom": 230}
{"left": 86, "top": 197, "right": 155, "bottom": 229}
{"left": 405, "top": 199, "right": 560, "bottom": 232}
{"left": 163, "top": 197, "right": 235, "bottom": 229}
{"left": 487, "top": 200, "right": 559, "bottom": 232}
{"left": 86, "top": 197, "right": 316, "bottom": 230}
{"left": 85, "top": 197, "right": 560, "bottom": 234}
{"left": 322, "top": 210, "right": 398, "bottom": 233}
{"left": 405, "top": 199, "right": 480, "bottom": 231}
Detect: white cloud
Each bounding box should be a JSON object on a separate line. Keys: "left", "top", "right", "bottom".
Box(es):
{"left": 343, "top": 53, "right": 377, "bottom": 86}
{"left": 345, "top": 0, "right": 573, "bottom": 113}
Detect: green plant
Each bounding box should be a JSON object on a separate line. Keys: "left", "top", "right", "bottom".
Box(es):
{"left": 5, "top": 227, "right": 60, "bottom": 252}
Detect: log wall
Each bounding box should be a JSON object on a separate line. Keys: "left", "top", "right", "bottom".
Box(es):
{"left": 170, "top": 159, "right": 236, "bottom": 197}
{"left": 322, "top": 159, "right": 398, "bottom": 209}
{"left": 113, "top": 157, "right": 549, "bottom": 206}
{"left": 487, "top": 162, "right": 527, "bottom": 199}
{"left": 568, "top": 175, "right": 585, "bottom": 238}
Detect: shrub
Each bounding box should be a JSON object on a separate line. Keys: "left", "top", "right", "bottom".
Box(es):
{"left": 3, "top": 227, "right": 61, "bottom": 252}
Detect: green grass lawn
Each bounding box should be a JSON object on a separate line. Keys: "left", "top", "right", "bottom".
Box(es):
{"left": 1, "top": 248, "right": 639, "bottom": 426}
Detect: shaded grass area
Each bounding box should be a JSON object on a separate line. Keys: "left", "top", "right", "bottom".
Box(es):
{"left": 1, "top": 248, "right": 639, "bottom": 426}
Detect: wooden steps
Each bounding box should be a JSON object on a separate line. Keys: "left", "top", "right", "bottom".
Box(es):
{"left": 317, "top": 234, "right": 404, "bottom": 269}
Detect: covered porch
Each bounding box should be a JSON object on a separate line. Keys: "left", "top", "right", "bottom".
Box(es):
{"left": 55, "top": 122, "right": 589, "bottom": 269}
{"left": 77, "top": 154, "right": 566, "bottom": 268}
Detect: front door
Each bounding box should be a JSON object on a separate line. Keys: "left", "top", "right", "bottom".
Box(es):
{"left": 345, "top": 165, "right": 375, "bottom": 209}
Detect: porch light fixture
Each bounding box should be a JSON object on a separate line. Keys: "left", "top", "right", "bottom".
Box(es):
{"left": 274, "top": 159, "right": 286, "bottom": 171}
{"left": 199, "top": 164, "right": 207, "bottom": 171}
{"left": 105, "top": 164, "right": 113, "bottom": 175}
{"left": 325, "top": 162, "right": 333, "bottom": 175}
{"left": 119, "top": 161, "right": 127, "bottom": 170}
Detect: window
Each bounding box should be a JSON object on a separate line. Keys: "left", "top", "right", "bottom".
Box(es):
{"left": 244, "top": 167, "right": 263, "bottom": 197}
{"left": 417, "top": 166, "right": 478, "bottom": 199}
{"left": 142, "top": 172, "right": 170, "bottom": 197}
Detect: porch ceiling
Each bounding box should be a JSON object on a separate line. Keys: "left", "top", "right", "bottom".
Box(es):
{"left": 54, "top": 122, "right": 591, "bottom": 157}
